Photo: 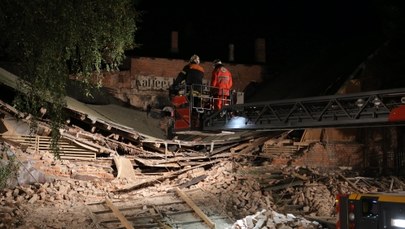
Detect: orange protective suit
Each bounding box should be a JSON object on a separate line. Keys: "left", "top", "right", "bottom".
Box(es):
{"left": 211, "top": 64, "right": 233, "bottom": 110}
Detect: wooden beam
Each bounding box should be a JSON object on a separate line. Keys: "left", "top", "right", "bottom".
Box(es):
{"left": 174, "top": 187, "right": 215, "bottom": 229}
{"left": 337, "top": 172, "right": 362, "bottom": 193}
{"left": 104, "top": 198, "right": 134, "bottom": 229}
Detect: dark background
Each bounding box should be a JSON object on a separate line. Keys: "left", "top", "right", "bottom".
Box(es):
{"left": 132, "top": 1, "right": 405, "bottom": 102}
{"left": 132, "top": 0, "right": 395, "bottom": 63}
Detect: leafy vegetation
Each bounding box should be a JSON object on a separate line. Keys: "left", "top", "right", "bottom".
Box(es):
{"left": 0, "top": 0, "right": 140, "bottom": 155}
{"left": 0, "top": 148, "right": 19, "bottom": 189}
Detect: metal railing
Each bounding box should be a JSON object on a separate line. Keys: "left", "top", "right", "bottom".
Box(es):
{"left": 203, "top": 87, "right": 405, "bottom": 131}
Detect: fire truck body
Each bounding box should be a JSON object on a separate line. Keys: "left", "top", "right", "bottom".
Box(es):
{"left": 337, "top": 192, "right": 405, "bottom": 229}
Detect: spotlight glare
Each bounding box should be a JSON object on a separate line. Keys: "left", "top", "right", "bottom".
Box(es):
{"left": 392, "top": 219, "right": 405, "bottom": 228}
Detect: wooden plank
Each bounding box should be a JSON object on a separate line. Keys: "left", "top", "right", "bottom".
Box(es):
{"left": 134, "top": 157, "right": 181, "bottom": 168}
{"left": 104, "top": 198, "right": 134, "bottom": 229}
{"left": 238, "top": 137, "right": 269, "bottom": 155}
{"left": 178, "top": 175, "right": 208, "bottom": 189}
{"left": 59, "top": 154, "right": 96, "bottom": 158}
{"left": 175, "top": 187, "right": 215, "bottom": 229}
{"left": 263, "top": 180, "right": 304, "bottom": 191}
{"left": 58, "top": 151, "right": 96, "bottom": 155}
{"left": 38, "top": 144, "right": 79, "bottom": 148}
{"left": 149, "top": 207, "right": 172, "bottom": 229}
{"left": 300, "top": 129, "right": 322, "bottom": 142}
{"left": 391, "top": 176, "right": 405, "bottom": 190}
{"left": 62, "top": 132, "right": 116, "bottom": 154}
{"left": 263, "top": 145, "right": 298, "bottom": 149}
{"left": 59, "top": 156, "right": 96, "bottom": 160}
{"left": 263, "top": 146, "right": 298, "bottom": 153}
{"left": 56, "top": 148, "right": 97, "bottom": 152}
{"left": 230, "top": 142, "right": 250, "bottom": 153}
{"left": 337, "top": 172, "right": 362, "bottom": 193}
{"left": 84, "top": 205, "right": 102, "bottom": 229}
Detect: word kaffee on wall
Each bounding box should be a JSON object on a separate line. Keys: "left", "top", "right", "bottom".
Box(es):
{"left": 134, "top": 75, "right": 210, "bottom": 91}
{"left": 134, "top": 75, "right": 174, "bottom": 91}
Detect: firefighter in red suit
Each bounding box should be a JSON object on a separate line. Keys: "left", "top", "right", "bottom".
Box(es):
{"left": 211, "top": 59, "right": 233, "bottom": 110}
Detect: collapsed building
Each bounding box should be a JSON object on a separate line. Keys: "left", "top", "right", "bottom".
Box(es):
{"left": 1, "top": 38, "right": 405, "bottom": 228}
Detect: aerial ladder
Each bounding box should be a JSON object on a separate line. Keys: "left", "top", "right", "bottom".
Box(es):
{"left": 201, "top": 87, "right": 405, "bottom": 132}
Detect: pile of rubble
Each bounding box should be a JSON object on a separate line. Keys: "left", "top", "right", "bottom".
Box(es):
{"left": 193, "top": 159, "right": 405, "bottom": 227}
{"left": 1, "top": 108, "right": 405, "bottom": 228}
{"left": 231, "top": 209, "right": 321, "bottom": 229}
{"left": 2, "top": 134, "right": 405, "bottom": 229}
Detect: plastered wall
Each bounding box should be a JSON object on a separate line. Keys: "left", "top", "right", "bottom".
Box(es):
{"left": 102, "top": 57, "right": 264, "bottom": 109}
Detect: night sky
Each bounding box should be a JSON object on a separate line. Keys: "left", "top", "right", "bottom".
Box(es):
{"left": 131, "top": 1, "right": 405, "bottom": 102}
{"left": 132, "top": 0, "right": 399, "bottom": 65}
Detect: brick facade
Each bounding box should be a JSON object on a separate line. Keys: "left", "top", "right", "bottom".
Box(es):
{"left": 270, "top": 127, "right": 404, "bottom": 173}
{"left": 270, "top": 142, "right": 364, "bottom": 169}
{"left": 129, "top": 57, "right": 263, "bottom": 91}
{"left": 101, "top": 56, "right": 264, "bottom": 109}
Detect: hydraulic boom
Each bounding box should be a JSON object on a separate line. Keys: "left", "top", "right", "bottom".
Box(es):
{"left": 203, "top": 88, "right": 405, "bottom": 131}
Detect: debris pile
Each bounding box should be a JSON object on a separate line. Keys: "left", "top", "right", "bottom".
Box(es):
{"left": 231, "top": 209, "right": 321, "bottom": 229}
{"left": 2, "top": 135, "right": 405, "bottom": 228}
{"left": 2, "top": 101, "right": 405, "bottom": 228}
{"left": 194, "top": 159, "right": 405, "bottom": 223}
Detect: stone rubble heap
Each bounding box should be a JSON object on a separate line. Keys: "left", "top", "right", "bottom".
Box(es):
{"left": 2, "top": 136, "right": 405, "bottom": 228}
{"left": 230, "top": 209, "right": 322, "bottom": 229}
{"left": 194, "top": 159, "right": 405, "bottom": 224}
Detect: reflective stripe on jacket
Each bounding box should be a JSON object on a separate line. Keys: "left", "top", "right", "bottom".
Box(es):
{"left": 211, "top": 65, "right": 232, "bottom": 96}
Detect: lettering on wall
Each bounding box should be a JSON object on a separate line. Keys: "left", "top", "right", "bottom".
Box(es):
{"left": 135, "top": 75, "right": 174, "bottom": 91}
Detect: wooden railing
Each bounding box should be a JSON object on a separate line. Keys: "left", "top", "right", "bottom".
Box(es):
{"left": 1, "top": 134, "right": 97, "bottom": 160}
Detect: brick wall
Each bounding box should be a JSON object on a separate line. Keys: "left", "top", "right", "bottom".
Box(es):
{"left": 130, "top": 57, "right": 264, "bottom": 91}
{"left": 271, "top": 127, "right": 405, "bottom": 172}
{"left": 271, "top": 142, "right": 364, "bottom": 169}
{"left": 102, "top": 56, "right": 265, "bottom": 109}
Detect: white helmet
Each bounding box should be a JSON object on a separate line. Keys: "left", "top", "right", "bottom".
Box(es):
{"left": 213, "top": 59, "right": 222, "bottom": 66}
{"left": 189, "top": 54, "right": 200, "bottom": 64}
